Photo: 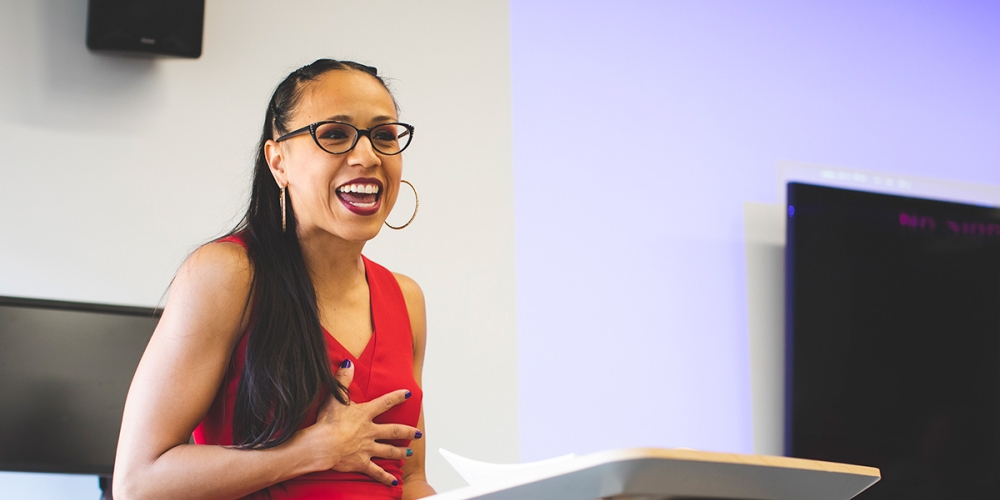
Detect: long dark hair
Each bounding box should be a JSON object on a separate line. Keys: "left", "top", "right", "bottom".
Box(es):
{"left": 228, "top": 59, "right": 394, "bottom": 448}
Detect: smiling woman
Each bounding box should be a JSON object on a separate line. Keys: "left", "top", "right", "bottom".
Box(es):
{"left": 112, "top": 60, "right": 434, "bottom": 500}
{"left": 278, "top": 119, "right": 415, "bottom": 219}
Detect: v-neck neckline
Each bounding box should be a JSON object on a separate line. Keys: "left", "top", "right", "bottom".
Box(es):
{"left": 320, "top": 256, "right": 376, "bottom": 360}
{"left": 322, "top": 321, "right": 375, "bottom": 399}
{"left": 323, "top": 323, "right": 375, "bottom": 362}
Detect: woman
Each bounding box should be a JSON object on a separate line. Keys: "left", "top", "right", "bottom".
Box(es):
{"left": 114, "top": 59, "right": 435, "bottom": 500}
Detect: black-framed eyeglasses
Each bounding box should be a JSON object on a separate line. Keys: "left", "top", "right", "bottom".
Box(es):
{"left": 275, "top": 121, "right": 414, "bottom": 155}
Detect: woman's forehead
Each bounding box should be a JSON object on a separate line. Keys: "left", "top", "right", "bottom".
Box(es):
{"left": 294, "top": 70, "right": 396, "bottom": 123}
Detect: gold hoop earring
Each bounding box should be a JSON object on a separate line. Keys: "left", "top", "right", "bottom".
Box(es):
{"left": 385, "top": 180, "right": 418, "bottom": 230}
{"left": 279, "top": 185, "right": 287, "bottom": 233}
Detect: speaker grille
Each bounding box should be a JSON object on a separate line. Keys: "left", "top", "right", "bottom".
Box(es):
{"left": 86, "top": 0, "right": 205, "bottom": 58}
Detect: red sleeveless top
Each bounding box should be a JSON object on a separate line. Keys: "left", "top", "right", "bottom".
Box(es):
{"left": 192, "top": 235, "right": 423, "bottom": 499}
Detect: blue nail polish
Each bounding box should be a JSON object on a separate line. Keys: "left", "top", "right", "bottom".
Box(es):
{"left": 340, "top": 359, "right": 351, "bottom": 368}
{"left": 414, "top": 431, "right": 422, "bottom": 439}
{"left": 391, "top": 479, "right": 399, "bottom": 486}
{"left": 404, "top": 390, "right": 412, "bottom": 399}
{"left": 406, "top": 448, "right": 413, "bottom": 457}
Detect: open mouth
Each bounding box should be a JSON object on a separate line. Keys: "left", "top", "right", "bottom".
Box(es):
{"left": 336, "top": 178, "right": 383, "bottom": 216}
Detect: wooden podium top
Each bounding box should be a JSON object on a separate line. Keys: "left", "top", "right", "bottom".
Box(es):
{"left": 429, "top": 448, "right": 880, "bottom": 500}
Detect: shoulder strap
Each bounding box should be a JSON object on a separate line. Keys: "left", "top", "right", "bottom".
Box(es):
{"left": 217, "top": 233, "right": 247, "bottom": 248}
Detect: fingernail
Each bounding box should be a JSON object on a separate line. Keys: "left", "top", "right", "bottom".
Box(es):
{"left": 391, "top": 479, "right": 399, "bottom": 486}
{"left": 414, "top": 431, "right": 423, "bottom": 439}
{"left": 406, "top": 448, "right": 413, "bottom": 457}
{"left": 404, "top": 390, "right": 412, "bottom": 399}
{"left": 340, "top": 359, "right": 351, "bottom": 368}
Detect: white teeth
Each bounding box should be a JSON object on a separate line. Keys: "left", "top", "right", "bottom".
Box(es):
{"left": 338, "top": 183, "right": 380, "bottom": 194}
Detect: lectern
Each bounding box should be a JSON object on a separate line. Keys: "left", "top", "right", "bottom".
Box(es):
{"left": 430, "top": 448, "right": 880, "bottom": 500}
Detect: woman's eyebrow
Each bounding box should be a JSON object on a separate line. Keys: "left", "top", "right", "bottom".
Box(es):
{"left": 322, "top": 115, "right": 397, "bottom": 125}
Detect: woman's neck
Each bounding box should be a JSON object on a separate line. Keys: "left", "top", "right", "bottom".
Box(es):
{"left": 296, "top": 229, "right": 367, "bottom": 298}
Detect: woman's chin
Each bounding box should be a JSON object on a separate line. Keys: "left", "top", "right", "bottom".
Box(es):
{"left": 296, "top": 217, "right": 384, "bottom": 244}
{"left": 344, "top": 215, "right": 390, "bottom": 241}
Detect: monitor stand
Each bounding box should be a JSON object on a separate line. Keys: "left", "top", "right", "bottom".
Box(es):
{"left": 99, "top": 475, "right": 113, "bottom": 500}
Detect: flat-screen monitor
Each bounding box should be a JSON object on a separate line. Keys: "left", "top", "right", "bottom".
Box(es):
{"left": 0, "top": 296, "right": 159, "bottom": 477}
{"left": 785, "top": 182, "right": 1000, "bottom": 498}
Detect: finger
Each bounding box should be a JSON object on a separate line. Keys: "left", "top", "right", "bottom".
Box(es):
{"left": 363, "top": 389, "right": 412, "bottom": 417}
{"left": 333, "top": 358, "right": 355, "bottom": 391}
{"left": 364, "top": 461, "right": 400, "bottom": 487}
{"left": 370, "top": 443, "right": 411, "bottom": 461}
{"left": 372, "top": 422, "right": 422, "bottom": 441}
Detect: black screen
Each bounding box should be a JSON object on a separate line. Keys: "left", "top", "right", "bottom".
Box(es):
{"left": 786, "top": 183, "right": 1000, "bottom": 498}
{"left": 0, "top": 297, "right": 158, "bottom": 475}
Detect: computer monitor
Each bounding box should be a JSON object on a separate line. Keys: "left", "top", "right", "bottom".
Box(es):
{"left": 785, "top": 182, "right": 1000, "bottom": 498}
{"left": 0, "top": 296, "right": 158, "bottom": 479}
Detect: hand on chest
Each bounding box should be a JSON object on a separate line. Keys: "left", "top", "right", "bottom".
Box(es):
{"left": 312, "top": 257, "right": 418, "bottom": 409}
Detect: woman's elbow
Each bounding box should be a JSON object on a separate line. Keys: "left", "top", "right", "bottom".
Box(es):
{"left": 112, "top": 461, "right": 155, "bottom": 500}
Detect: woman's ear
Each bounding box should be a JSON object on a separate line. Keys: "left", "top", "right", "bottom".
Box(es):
{"left": 264, "top": 139, "right": 288, "bottom": 187}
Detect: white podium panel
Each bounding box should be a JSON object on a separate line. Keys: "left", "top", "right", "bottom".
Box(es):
{"left": 430, "top": 448, "right": 879, "bottom": 500}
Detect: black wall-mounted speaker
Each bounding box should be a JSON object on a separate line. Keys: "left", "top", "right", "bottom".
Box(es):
{"left": 86, "top": 0, "right": 205, "bottom": 58}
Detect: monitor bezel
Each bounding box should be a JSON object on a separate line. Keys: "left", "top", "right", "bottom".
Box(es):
{"left": 0, "top": 295, "right": 161, "bottom": 476}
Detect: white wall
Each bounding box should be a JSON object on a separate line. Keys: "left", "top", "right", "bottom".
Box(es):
{"left": 0, "top": 0, "right": 515, "bottom": 496}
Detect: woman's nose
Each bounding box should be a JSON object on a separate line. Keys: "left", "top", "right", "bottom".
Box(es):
{"left": 348, "top": 135, "right": 380, "bottom": 168}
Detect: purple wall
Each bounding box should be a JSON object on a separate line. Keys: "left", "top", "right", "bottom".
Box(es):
{"left": 511, "top": 0, "right": 1000, "bottom": 460}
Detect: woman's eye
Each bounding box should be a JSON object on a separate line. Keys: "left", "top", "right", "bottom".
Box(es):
{"left": 372, "top": 129, "right": 398, "bottom": 142}
{"left": 314, "top": 123, "right": 355, "bottom": 142}
{"left": 320, "top": 129, "right": 350, "bottom": 140}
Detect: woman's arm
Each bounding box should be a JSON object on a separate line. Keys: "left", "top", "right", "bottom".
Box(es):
{"left": 395, "top": 273, "right": 437, "bottom": 500}
{"left": 113, "top": 243, "right": 418, "bottom": 500}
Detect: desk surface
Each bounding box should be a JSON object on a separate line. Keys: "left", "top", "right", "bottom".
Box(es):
{"left": 429, "top": 448, "right": 880, "bottom": 500}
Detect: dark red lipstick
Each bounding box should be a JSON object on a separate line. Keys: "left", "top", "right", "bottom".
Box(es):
{"left": 335, "top": 177, "right": 383, "bottom": 216}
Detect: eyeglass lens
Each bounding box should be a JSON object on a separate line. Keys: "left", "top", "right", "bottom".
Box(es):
{"left": 313, "top": 123, "right": 411, "bottom": 155}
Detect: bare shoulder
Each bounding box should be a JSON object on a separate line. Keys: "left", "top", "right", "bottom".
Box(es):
{"left": 392, "top": 272, "right": 426, "bottom": 349}
{"left": 392, "top": 272, "right": 424, "bottom": 307}
{"left": 179, "top": 240, "right": 253, "bottom": 288}
{"left": 162, "top": 240, "right": 253, "bottom": 343}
